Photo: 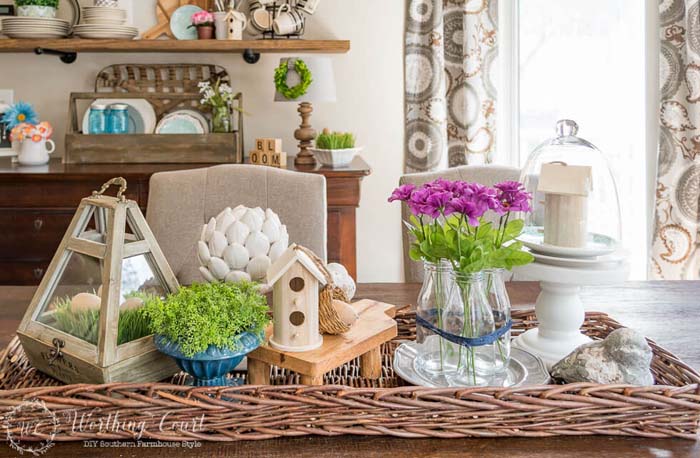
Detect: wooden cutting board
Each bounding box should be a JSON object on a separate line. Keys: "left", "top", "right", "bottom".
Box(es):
{"left": 143, "top": 0, "right": 212, "bottom": 40}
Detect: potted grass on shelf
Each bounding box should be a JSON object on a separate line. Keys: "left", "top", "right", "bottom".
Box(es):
{"left": 311, "top": 128, "right": 362, "bottom": 168}
{"left": 145, "top": 281, "right": 270, "bottom": 386}
{"left": 15, "top": 0, "right": 59, "bottom": 18}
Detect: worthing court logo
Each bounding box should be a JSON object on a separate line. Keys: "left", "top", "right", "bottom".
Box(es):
{"left": 3, "top": 399, "right": 58, "bottom": 456}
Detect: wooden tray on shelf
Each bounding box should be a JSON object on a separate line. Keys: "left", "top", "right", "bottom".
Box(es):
{"left": 0, "top": 308, "right": 699, "bottom": 441}
{"left": 64, "top": 63, "right": 244, "bottom": 164}
{"left": 65, "top": 92, "right": 243, "bottom": 164}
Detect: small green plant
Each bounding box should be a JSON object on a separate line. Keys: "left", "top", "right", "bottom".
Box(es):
{"left": 144, "top": 282, "right": 269, "bottom": 358}
{"left": 315, "top": 129, "right": 356, "bottom": 150}
{"left": 52, "top": 295, "right": 152, "bottom": 346}
{"left": 15, "top": 0, "right": 60, "bottom": 8}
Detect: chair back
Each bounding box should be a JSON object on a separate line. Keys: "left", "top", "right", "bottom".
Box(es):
{"left": 147, "top": 164, "right": 327, "bottom": 285}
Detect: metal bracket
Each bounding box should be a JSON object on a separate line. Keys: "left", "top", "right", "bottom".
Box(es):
{"left": 34, "top": 47, "right": 78, "bottom": 64}
{"left": 243, "top": 49, "right": 261, "bottom": 65}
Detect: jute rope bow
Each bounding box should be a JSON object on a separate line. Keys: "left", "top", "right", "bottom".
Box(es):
{"left": 294, "top": 245, "right": 351, "bottom": 335}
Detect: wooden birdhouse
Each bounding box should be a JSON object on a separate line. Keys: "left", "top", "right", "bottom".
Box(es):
{"left": 226, "top": 9, "right": 246, "bottom": 40}
{"left": 538, "top": 162, "right": 593, "bottom": 248}
{"left": 17, "top": 178, "right": 180, "bottom": 384}
{"left": 266, "top": 244, "right": 327, "bottom": 352}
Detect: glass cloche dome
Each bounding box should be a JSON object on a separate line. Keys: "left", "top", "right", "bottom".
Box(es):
{"left": 520, "top": 120, "right": 621, "bottom": 254}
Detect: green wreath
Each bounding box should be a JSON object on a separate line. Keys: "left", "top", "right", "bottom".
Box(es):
{"left": 274, "top": 59, "right": 313, "bottom": 100}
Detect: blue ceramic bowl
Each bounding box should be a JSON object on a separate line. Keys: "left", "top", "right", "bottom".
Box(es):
{"left": 154, "top": 332, "right": 262, "bottom": 386}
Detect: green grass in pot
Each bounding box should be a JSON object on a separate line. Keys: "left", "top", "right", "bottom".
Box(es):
{"left": 144, "top": 282, "right": 270, "bottom": 358}
{"left": 52, "top": 292, "right": 153, "bottom": 346}
{"left": 15, "top": 0, "right": 60, "bottom": 7}
{"left": 315, "top": 129, "right": 356, "bottom": 150}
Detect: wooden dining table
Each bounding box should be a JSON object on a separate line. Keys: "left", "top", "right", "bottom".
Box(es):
{"left": 0, "top": 281, "right": 698, "bottom": 457}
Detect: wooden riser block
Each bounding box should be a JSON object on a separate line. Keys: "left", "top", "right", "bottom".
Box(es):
{"left": 247, "top": 300, "right": 397, "bottom": 386}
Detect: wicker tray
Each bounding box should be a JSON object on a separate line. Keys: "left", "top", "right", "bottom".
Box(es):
{"left": 0, "top": 309, "right": 699, "bottom": 441}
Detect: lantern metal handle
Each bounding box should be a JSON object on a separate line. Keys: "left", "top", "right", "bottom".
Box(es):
{"left": 93, "top": 177, "right": 127, "bottom": 201}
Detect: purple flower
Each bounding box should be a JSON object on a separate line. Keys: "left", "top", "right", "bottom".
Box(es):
{"left": 495, "top": 181, "right": 532, "bottom": 213}
{"left": 388, "top": 183, "right": 416, "bottom": 203}
{"left": 462, "top": 182, "right": 501, "bottom": 215}
{"left": 407, "top": 187, "right": 440, "bottom": 218}
{"left": 426, "top": 190, "right": 453, "bottom": 214}
{"left": 446, "top": 196, "right": 485, "bottom": 226}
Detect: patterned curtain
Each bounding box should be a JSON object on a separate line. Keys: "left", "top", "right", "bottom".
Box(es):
{"left": 404, "top": 0, "right": 498, "bottom": 173}
{"left": 652, "top": 0, "right": 700, "bottom": 279}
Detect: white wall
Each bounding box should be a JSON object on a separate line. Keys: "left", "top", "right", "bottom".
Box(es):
{"left": 0, "top": 0, "right": 405, "bottom": 282}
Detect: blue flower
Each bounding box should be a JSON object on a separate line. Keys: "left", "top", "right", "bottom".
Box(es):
{"left": 2, "top": 102, "right": 38, "bottom": 130}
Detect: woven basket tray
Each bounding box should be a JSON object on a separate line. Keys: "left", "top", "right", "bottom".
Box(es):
{"left": 1, "top": 309, "right": 699, "bottom": 441}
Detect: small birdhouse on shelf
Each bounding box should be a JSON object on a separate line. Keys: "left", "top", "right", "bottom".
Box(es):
{"left": 17, "top": 178, "right": 180, "bottom": 384}
{"left": 266, "top": 243, "right": 327, "bottom": 352}
{"left": 537, "top": 162, "right": 593, "bottom": 248}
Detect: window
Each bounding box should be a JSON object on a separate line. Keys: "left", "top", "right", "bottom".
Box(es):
{"left": 500, "top": 0, "right": 648, "bottom": 278}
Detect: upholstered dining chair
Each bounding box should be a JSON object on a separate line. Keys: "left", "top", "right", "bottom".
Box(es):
{"left": 399, "top": 165, "right": 521, "bottom": 283}
{"left": 147, "top": 165, "right": 327, "bottom": 285}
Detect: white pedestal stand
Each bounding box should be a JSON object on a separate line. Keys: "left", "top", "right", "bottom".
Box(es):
{"left": 512, "top": 261, "right": 629, "bottom": 369}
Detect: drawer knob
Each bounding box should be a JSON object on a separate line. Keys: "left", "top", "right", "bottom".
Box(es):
{"left": 33, "top": 218, "right": 44, "bottom": 231}
{"left": 33, "top": 268, "right": 44, "bottom": 279}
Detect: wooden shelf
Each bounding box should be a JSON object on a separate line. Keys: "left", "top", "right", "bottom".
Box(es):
{"left": 0, "top": 38, "right": 350, "bottom": 54}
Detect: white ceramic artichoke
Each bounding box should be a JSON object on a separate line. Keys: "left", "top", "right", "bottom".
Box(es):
{"left": 198, "top": 205, "right": 289, "bottom": 283}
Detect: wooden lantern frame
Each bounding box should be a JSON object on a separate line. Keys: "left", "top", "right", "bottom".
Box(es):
{"left": 17, "top": 178, "right": 180, "bottom": 384}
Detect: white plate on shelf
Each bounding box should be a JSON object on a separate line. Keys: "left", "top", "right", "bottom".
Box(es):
{"left": 517, "top": 226, "right": 618, "bottom": 258}
{"left": 155, "top": 110, "right": 209, "bottom": 134}
{"left": 82, "top": 99, "right": 156, "bottom": 134}
{"left": 393, "top": 337, "right": 550, "bottom": 388}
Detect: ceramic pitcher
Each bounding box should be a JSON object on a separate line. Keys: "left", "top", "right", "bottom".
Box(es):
{"left": 17, "top": 138, "right": 55, "bottom": 166}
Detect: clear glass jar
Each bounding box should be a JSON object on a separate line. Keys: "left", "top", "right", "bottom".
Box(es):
{"left": 107, "top": 104, "right": 129, "bottom": 134}
{"left": 212, "top": 105, "right": 231, "bottom": 133}
{"left": 413, "top": 260, "right": 455, "bottom": 383}
{"left": 88, "top": 103, "right": 107, "bottom": 135}
{"left": 443, "top": 271, "right": 496, "bottom": 386}
{"left": 485, "top": 269, "right": 511, "bottom": 373}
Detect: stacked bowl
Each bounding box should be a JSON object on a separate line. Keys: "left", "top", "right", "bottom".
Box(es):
{"left": 73, "top": 6, "right": 137, "bottom": 39}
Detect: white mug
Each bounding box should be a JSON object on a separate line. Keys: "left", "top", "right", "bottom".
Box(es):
{"left": 249, "top": 3, "right": 272, "bottom": 32}
{"left": 17, "top": 138, "right": 55, "bottom": 166}
{"left": 296, "top": 0, "right": 321, "bottom": 15}
{"left": 272, "top": 5, "right": 304, "bottom": 36}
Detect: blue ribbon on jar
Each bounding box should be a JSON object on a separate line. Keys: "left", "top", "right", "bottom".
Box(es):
{"left": 416, "top": 312, "right": 512, "bottom": 348}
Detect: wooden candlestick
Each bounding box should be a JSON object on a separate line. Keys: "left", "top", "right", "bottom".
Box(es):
{"left": 294, "top": 102, "right": 317, "bottom": 167}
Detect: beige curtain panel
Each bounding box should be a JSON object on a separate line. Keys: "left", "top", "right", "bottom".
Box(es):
{"left": 652, "top": 0, "right": 700, "bottom": 279}
{"left": 404, "top": 0, "right": 499, "bottom": 172}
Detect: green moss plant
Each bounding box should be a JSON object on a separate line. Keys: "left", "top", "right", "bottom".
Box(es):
{"left": 315, "top": 129, "right": 356, "bottom": 150}
{"left": 144, "top": 282, "right": 270, "bottom": 358}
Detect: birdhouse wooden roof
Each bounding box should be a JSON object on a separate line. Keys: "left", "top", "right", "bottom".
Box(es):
{"left": 537, "top": 162, "right": 593, "bottom": 197}
{"left": 266, "top": 243, "right": 328, "bottom": 286}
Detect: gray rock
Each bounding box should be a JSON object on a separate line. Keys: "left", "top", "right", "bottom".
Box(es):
{"left": 551, "top": 328, "right": 654, "bottom": 386}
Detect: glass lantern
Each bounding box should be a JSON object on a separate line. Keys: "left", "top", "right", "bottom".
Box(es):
{"left": 520, "top": 120, "right": 622, "bottom": 250}
{"left": 17, "top": 178, "right": 180, "bottom": 384}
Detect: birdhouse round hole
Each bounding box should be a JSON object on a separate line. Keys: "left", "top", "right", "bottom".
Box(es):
{"left": 289, "top": 277, "right": 305, "bottom": 292}
{"left": 289, "top": 311, "right": 305, "bottom": 326}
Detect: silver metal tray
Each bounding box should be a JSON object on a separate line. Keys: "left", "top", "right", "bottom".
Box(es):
{"left": 393, "top": 338, "right": 551, "bottom": 388}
